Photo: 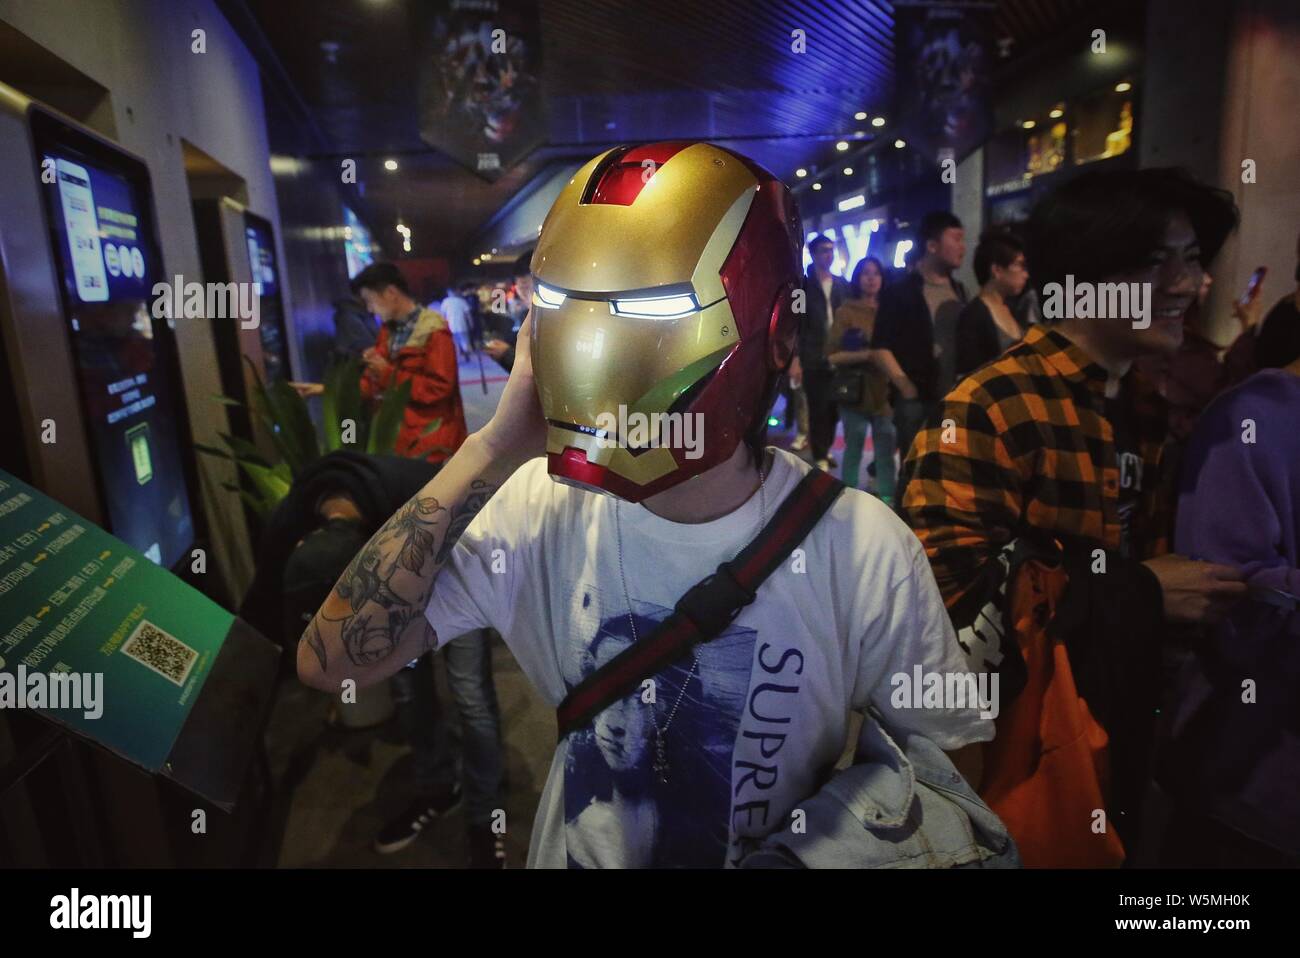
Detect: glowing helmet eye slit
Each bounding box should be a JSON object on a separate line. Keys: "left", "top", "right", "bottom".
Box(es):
{"left": 608, "top": 293, "right": 700, "bottom": 320}
{"left": 533, "top": 282, "right": 567, "bottom": 309}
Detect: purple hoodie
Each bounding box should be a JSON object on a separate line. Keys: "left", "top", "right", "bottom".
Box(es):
{"left": 1163, "top": 368, "right": 1300, "bottom": 855}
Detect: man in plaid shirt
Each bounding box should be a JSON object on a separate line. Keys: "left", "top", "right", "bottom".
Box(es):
{"left": 899, "top": 168, "right": 1253, "bottom": 863}
{"left": 902, "top": 168, "right": 1248, "bottom": 647}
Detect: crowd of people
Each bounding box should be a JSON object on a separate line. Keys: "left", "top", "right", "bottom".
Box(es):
{"left": 266, "top": 151, "right": 1295, "bottom": 870}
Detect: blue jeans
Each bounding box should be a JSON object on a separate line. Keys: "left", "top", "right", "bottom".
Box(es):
{"left": 838, "top": 407, "right": 898, "bottom": 502}
{"left": 390, "top": 630, "right": 503, "bottom": 825}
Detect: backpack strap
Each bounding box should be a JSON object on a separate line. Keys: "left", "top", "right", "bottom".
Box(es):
{"left": 555, "top": 468, "right": 846, "bottom": 739}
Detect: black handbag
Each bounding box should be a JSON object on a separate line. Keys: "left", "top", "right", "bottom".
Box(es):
{"left": 831, "top": 367, "right": 865, "bottom": 404}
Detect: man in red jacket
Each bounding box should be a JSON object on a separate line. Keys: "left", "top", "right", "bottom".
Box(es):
{"left": 353, "top": 263, "right": 468, "bottom": 462}
{"left": 294, "top": 264, "right": 468, "bottom": 463}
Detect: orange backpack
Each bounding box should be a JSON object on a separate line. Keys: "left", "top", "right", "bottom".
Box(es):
{"left": 979, "top": 557, "right": 1127, "bottom": 868}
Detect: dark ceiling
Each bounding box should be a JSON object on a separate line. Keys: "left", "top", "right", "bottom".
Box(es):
{"left": 222, "top": 0, "right": 1095, "bottom": 262}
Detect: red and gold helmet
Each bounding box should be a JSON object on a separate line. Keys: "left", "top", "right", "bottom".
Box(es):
{"left": 529, "top": 141, "right": 801, "bottom": 501}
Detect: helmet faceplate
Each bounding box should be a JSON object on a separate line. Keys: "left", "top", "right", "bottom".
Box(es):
{"left": 530, "top": 141, "right": 801, "bottom": 501}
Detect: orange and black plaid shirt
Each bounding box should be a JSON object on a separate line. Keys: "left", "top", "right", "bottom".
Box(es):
{"left": 900, "top": 324, "right": 1171, "bottom": 608}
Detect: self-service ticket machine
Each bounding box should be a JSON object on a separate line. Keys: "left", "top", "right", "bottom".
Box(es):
{"left": 0, "top": 81, "right": 278, "bottom": 866}
{"left": 0, "top": 86, "right": 198, "bottom": 567}
{"left": 192, "top": 197, "right": 294, "bottom": 466}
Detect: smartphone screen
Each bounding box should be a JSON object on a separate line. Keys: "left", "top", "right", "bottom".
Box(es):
{"left": 1240, "top": 266, "right": 1267, "bottom": 305}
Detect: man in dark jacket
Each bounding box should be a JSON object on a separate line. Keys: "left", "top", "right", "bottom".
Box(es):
{"left": 870, "top": 211, "right": 968, "bottom": 463}
{"left": 788, "top": 234, "right": 851, "bottom": 468}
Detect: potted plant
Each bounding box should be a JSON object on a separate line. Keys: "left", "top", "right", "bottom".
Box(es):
{"left": 195, "top": 357, "right": 445, "bottom": 516}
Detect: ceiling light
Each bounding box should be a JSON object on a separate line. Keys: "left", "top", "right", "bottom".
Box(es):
{"left": 811, "top": 182, "right": 822, "bottom": 191}
{"left": 269, "top": 155, "right": 304, "bottom": 175}
{"left": 835, "top": 141, "right": 849, "bottom": 151}
{"left": 893, "top": 138, "right": 906, "bottom": 149}
{"left": 871, "top": 116, "right": 885, "bottom": 127}
{"left": 472, "top": 258, "right": 481, "bottom": 266}
{"left": 843, "top": 167, "right": 853, "bottom": 175}
{"left": 384, "top": 158, "right": 398, "bottom": 171}
{"left": 1115, "top": 81, "right": 1132, "bottom": 92}
{"left": 854, "top": 111, "right": 867, "bottom": 121}
{"left": 1049, "top": 105, "right": 1064, "bottom": 119}
{"left": 795, "top": 167, "right": 808, "bottom": 177}
{"left": 1021, "top": 119, "right": 1036, "bottom": 129}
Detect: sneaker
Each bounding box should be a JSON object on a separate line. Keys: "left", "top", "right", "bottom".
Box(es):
{"left": 815, "top": 458, "right": 831, "bottom": 471}
{"left": 467, "top": 823, "right": 507, "bottom": 869}
{"left": 373, "top": 785, "right": 462, "bottom": 854}
{"left": 791, "top": 434, "right": 809, "bottom": 451}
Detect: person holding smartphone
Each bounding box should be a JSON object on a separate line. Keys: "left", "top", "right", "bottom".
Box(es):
{"left": 1226, "top": 230, "right": 1300, "bottom": 384}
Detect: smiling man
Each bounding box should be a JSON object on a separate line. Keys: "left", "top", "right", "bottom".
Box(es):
{"left": 899, "top": 167, "right": 1248, "bottom": 865}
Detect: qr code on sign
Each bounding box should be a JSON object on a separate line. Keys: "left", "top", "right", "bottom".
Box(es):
{"left": 120, "top": 620, "right": 199, "bottom": 686}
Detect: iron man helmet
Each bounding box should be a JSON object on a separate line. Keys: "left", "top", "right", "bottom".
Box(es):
{"left": 529, "top": 141, "right": 802, "bottom": 502}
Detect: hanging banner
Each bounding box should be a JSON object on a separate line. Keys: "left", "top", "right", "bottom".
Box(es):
{"left": 894, "top": 2, "right": 995, "bottom": 164}
{"left": 417, "top": 0, "right": 545, "bottom": 181}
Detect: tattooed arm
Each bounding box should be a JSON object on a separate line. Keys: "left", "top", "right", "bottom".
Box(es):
{"left": 297, "top": 431, "right": 525, "bottom": 686}
{"left": 296, "top": 434, "right": 525, "bottom": 691}
{"left": 298, "top": 316, "right": 547, "bottom": 691}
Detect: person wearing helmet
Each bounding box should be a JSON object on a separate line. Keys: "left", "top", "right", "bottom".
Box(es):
{"left": 297, "top": 142, "right": 992, "bottom": 868}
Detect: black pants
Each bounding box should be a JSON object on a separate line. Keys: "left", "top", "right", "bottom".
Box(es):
{"left": 803, "top": 367, "right": 840, "bottom": 461}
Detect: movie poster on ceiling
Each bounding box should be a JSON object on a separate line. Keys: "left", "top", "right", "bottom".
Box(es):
{"left": 417, "top": 0, "right": 544, "bottom": 182}
{"left": 894, "top": 2, "right": 995, "bottom": 164}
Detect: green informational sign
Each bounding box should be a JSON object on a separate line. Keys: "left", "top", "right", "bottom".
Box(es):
{"left": 0, "top": 469, "right": 232, "bottom": 771}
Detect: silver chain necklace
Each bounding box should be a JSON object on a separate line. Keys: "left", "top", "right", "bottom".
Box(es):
{"left": 613, "top": 452, "right": 769, "bottom": 784}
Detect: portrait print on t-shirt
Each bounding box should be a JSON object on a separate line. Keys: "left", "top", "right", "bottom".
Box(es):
{"left": 562, "top": 591, "right": 754, "bottom": 868}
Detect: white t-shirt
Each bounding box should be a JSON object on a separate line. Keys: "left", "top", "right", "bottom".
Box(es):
{"left": 438, "top": 295, "right": 471, "bottom": 336}
{"left": 424, "top": 449, "right": 991, "bottom": 868}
